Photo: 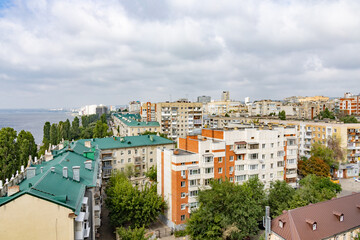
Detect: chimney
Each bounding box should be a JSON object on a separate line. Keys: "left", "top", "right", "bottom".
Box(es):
{"left": 51, "top": 167, "right": 55, "bottom": 173}
{"left": 21, "top": 165, "right": 24, "bottom": 173}
{"left": 85, "top": 141, "right": 91, "bottom": 148}
{"left": 63, "top": 167, "right": 68, "bottom": 178}
{"left": 40, "top": 167, "right": 44, "bottom": 173}
{"left": 8, "top": 185, "right": 20, "bottom": 196}
{"left": 72, "top": 166, "right": 80, "bottom": 182}
{"left": 85, "top": 160, "right": 92, "bottom": 170}
{"left": 174, "top": 149, "right": 179, "bottom": 155}
{"left": 0, "top": 180, "right": 2, "bottom": 189}
{"left": 26, "top": 167, "right": 36, "bottom": 179}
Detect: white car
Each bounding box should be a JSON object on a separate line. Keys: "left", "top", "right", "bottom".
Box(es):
{"left": 354, "top": 177, "right": 360, "bottom": 182}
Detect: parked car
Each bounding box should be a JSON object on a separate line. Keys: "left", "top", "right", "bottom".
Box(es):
{"left": 354, "top": 177, "right": 360, "bottom": 182}
{"left": 330, "top": 178, "right": 340, "bottom": 184}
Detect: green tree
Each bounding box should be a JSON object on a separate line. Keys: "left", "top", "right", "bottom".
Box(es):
{"left": 50, "top": 123, "right": 58, "bottom": 145}
{"left": 106, "top": 172, "right": 165, "bottom": 228}
{"left": 318, "top": 108, "right": 335, "bottom": 120}
{"left": 81, "top": 115, "right": 89, "bottom": 128}
{"left": 63, "top": 119, "right": 71, "bottom": 140}
{"left": 57, "top": 121, "right": 65, "bottom": 142}
{"left": 116, "top": 226, "right": 149, "bottom": 240}
{"left": 267, "top": 180, "right": 296, "bottom": 218}
{"left": 310, "top": 142, "right": 337, "bottom": 169}
{"left": 43, "top": 121, "right": 51, "bottom": 143}
{"left": 17, "top": 130, "right": 37, "bottom": 168}
{"left": 187, "top": 177, "right": 266, "bottom": 240}
{"left": 71, "top": 117, "right": 80, "bottom": 140}
{"left": 341, "top": 115, "right": 358, "bottom": 123}
{"left": 101, "top": 113, "right": 107, "bottom": 124}
{"left": 0, "top": 128, "right": 18, "bottom": 181}
{"left": 145, "top": 166, "right": 157, "bottom": 182}
{"left": 279, "top": 110, "right": 286, "bottom": 120}
{"left": 93, "top": 120, "right": 109, "bottom": 138}
{"left": 288, "top": 175, "right": 341, "bottom": 209}
{"left": 38, "top": 139, "right": 50, "bottom": 158}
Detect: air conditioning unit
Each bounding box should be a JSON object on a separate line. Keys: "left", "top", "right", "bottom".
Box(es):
{"left": 185, "top": 193, "right": 189, "bottom": 196}
{"left": 229, "top": 171, "right": 233, "bottom": 174}
{"left": 182, "top": 175, "right": 186, "bottom": 179}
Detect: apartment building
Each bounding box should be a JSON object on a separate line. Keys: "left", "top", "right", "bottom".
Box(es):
{"left": 113, "top": 113, "right": 160, "bottom": 136}
{"left": 157, "top": 126, "right": 298, "bottom": 228}
{"left": 0, "top": 140, "right": 102, "bottom": 240}
{"left": 248, "top": 100, "right": 298, "bottom": 117}
{"left": 297, "top": 100, "right": 334, "bottom": 120}
{"left": 204, "top": 100, "right": 243, "bottom": 116}
{"left": 197, "top": 95, "right": 211, "bottom": 103}
{"left": 270, "top": 193, "right": 360, "bottom": 240}
{"left": 79, "top": 135, "right": 174, "bottom": 186}
{"left": 340, "top": 92, "right": 360, "bottom": 115}
{"left": 129, "top": 101, "right": 141, "bottom": 113}
{"left": 156, "top": 100, "right": 203, "bottom": 140}
{"left": 141, "top": 102, "right": 157, "bottom": 122}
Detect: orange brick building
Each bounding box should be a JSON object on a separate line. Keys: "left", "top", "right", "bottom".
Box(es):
{"left": 340, "top": 92, "right": 360, "bottom": 115}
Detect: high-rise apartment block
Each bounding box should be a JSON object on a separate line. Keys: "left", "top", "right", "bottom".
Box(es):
{"left": 197, "top": 95, "right": 211, "bottom": 103}
{"left": 156, "top": 100, "right": 203, "bottom": 140}
{"left": 340, "top": 92, "right": 360, "bottom": 115}
{"left": 158, "top": 125, "right": 297, "bottom": 228}
{"left": 141, "top": 102, "right": 157, "bottom": 122}
{"left": 129, "top": 101, "right": 141, "bottom": 113}
{"left": 221, "top": 91, "right": 230, "bottom": 101}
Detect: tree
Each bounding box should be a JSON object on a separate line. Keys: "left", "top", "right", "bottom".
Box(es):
{"left": 93, "top": 120, "right": 109, "bottom": 138}
{"left": 341, "top": 115, "right": 358, "bottom": 123}
{"left": 187, "top": 177, "right": 266, "bottom": 240}
{"left": 17, "top": 130, "right": 37, "bottom": 168}
{"left": 279, "top": 110, "right": 286, "bottom": 120}
{"left": 43, "top": 121, "right": 51, "bottom": 143}
{"left": 327, "top": 135, "right": 345, "bottom": 164}
{"left": 57, "top": 121, "right": 65, "bottom": 142}
{"left": 50, "top": 123, "right": 58, "bottom": 145}
{"left": 63, "top": 119, "right": 71, "bottom": 140}
{"left": 0, "top": 128, "right": 18, "bottom": 181}
{"left": 298, "top": 156, "right": 330, "bottom": 178}
{"left": 71, "top": 117, "right": 80, "bottom": 140}
{"left": 117, "top": 226, "right": 149, "bottom": 240}
{"left": 288, "top": 175, "right": 341, "bottom": 209}
{"left": 145, "top": 166, "right": 157, "bottom": 182}
{"left": 81, "top": 115, "right": 89, "bottom": 128}
{"left": 101, "top": 113, "right": 107, "bottom": 124}
{"left": 318, "top": 108, "right": 335, "bottom": 120}
{"left": 267, "top": 180, "right": 296, "bottom": 218}
{"left": 310, "top": 142, "right": 337, "bottom": 170}
{"left": 105, "top": 172, "right": 165, "bottom": 228}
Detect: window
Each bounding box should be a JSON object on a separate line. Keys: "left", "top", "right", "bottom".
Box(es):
{"left": 121, "top": 151, "right": 124, "bottom": 155}
{"left": 218, "top": 168, "right": 223, "bottom": 173}
{"left": 287, "top": 159, "right": 296, "bottom": 164}
{"left": 181, "top": 192, "right": 186, "bottom": 198}
{"left": 249, "top": 164, "right": 258, "bottom": 170}
{"left": 262, "top": 144, "right": 266, "bottom": 148}
{"left": 271, "top": 143, "right": 274, "bottom": 147}
{"left": 189, "top": 179, "right": 199, "bottom": 186}
{"left": 270, "top": 173, "right": 274, "bottom": 178}
{"left": 181, "top": 170, "right": 186, "bottom": 176}
{"left": 135, "top": 149, "right": 138, "bottom": 154}
{"left": 181, "top": 215, "right": 186, "bottom": 221}
{"left": 204, "top": 156, "right": 213, "bottom": 163}
{"left": 236, "top": 175, "right": 246, "bottom": 182}
{"left": 230, "top": 145, "right": 234, "bottom": 150}
{"left": 150, "top": 151, "right": 153, "bottom": 154}
{"left": 121, "top": 159, "right": 124, "bottom": 164}
{"left": 229, "top": 177, "right": 233, "bottom": 182}
{"left": 230, "top": 156, "right": 234, "bottom": 161}
{"left": 204, "top": 178, "right": 212, "bottom": 185}
{"left": 237, "top": 165, "right": 245, "bottom": 171}
{"left": 192, "top": 161, "right": 197, "bottom": 164}
{"left": 189, "top": 169, "right": 200, "bottom": 175}
{"left": 181, "top": 181, "right": 185, "bottom": 187}
{"left": 218, "top": 157, "right": 223, "bottom": 163}
{"left": 249, "top": 153, "right": 258, "bottom": 160}
{"left": 262, "top": 164, "right": 265, "bottom": 169}
{"left": 229, "top": 166, "right": 234, "bottom": 173}
{"left": 190, "top": 190, "right": 198, "bottom": 197}
{"left": 270, "top": 163, "right": 273, "bottom": 169}
{"left": 262, "top": 154, "right": 265, "bottom": 159}
{"left": 262, "top": 174, "right": 265, "bottom": 179}
{"left": 279, "top": 220, "right": 284, "bottom": 228}
{"left": 128, "top": 150, "right": 131, "bottom": 154}
{"left": 312, "top": 223, "right": 317, "bottom": 231}
{"left": 204, "top": 168, "right": 214, "bottom": 174}
{"left": 128, "top": 158, "right": 131, "bottom": 163}
{"left": 271, "top": 153, "right": 274, "bottom": 159}
{"left": 181, "top": 204, "right": 186, "bottom": 210}
{"left": 150, "top": 158, "right": 153, "bottom": 163}
{"left": 181, "top": 163, "right": 185, "bottom": 166}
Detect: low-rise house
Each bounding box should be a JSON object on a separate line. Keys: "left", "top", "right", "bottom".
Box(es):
{"left": 0, "top": 140, "right": 102, "bottom": 240}
{"left": 270, "top": 193, "right": 360, "bottom": 240}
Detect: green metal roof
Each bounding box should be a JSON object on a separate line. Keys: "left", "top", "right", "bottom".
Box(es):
{"left": 77, "top": 135, "right": 174, "bottom": 150}
{"left": 0, "top": 141, "right": 100, "bottom": 215}
{"left": 113, "top": 113, "right": 160, "bottom": 127}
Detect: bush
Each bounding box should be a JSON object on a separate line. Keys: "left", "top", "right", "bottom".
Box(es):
{"left": 174, "top": 229, "right": 187, "bottom": 237}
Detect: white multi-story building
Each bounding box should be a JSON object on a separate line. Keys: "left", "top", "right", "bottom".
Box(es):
{"left": 158, "top": 125, "right": 298, "bottom": 228}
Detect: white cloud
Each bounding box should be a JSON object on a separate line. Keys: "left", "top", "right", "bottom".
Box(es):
{"left": 0, "top": 0, "right": 360, "bottom": 108}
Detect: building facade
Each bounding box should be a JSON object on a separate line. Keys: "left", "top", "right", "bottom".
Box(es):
{"left": 340, "top": 92, "right": 360, "bottom": 115}
{"left": 157, "top": 126, "right": 298, "bottom": 228}
{"left": 129, "top": 101, "right": 141, "bottom": 113}
{"left": 0, "top": 140, "right": 102, "bottom": 240}
{"left": 80, "top": 135, "right": 175, "bottom": 186}
{"left": 141, "top": 102, "right": 157, "bottom": 122}
{"left": 113, "top": 113, "right": 160, "bottom": 136}
{"left": 155, "top": 100, "right": 203, "bottom": 140}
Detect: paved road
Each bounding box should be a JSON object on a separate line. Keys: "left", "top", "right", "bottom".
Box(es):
{"left": 98, "top": 195, "right": 116, "bottom": 240}
{"left": 338, "top": 178, "right": 360, "bottom": 197}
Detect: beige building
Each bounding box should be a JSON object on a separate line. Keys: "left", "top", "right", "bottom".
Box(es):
{"left": 156, "top": 100, "right": 203, "bottom": 140}
{"left": 81, "top": 136, "right": 175, "bottom": 186}
{"left": 0, "top": 140, "right": 102, "bottom": 240}
{"left": 113, "top": 113, "right": 160, "bottom": 136}
{"left": 141, "top": 102, "right": 157, "bottom": 122}
{"left": 248, "top": 100, "right": 298, "bottom": 117}
{"left": 204, "top": 100, "right": 244, "bottom": 116}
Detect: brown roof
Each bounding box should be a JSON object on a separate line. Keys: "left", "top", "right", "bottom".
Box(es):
{"left": 234, "top": 141, "right": 247, "bottom": 144}
{"left": 271, "top": 193, "right": 360, "bottom": 240}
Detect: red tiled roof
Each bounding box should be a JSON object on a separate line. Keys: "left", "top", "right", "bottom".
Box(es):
{"left": 271, "top": 193, "right": 360, "bottom": 240}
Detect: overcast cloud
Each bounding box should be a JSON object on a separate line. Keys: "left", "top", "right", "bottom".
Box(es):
{"left": 0, "top": 0, "right": 359, "bottom": 108}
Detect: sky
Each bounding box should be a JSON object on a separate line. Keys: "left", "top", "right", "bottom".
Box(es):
{"left": 0, "top": 0, "right": 360, "bottom": 109}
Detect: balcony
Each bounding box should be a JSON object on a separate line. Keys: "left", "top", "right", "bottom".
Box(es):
{"left": 102, "top": 155, "right": 113, "bottom": 161}
{"left": 304, "top": 134, "right": 312, "bottom": 139}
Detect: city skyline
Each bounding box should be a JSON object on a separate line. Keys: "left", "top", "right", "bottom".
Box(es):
{"left": 1, "top": 0, "right": 360, "bottom": 108}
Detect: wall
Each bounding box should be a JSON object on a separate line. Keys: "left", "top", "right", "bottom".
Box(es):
{"left": 0, "top": 194, "right": 74, "bottom": 240}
